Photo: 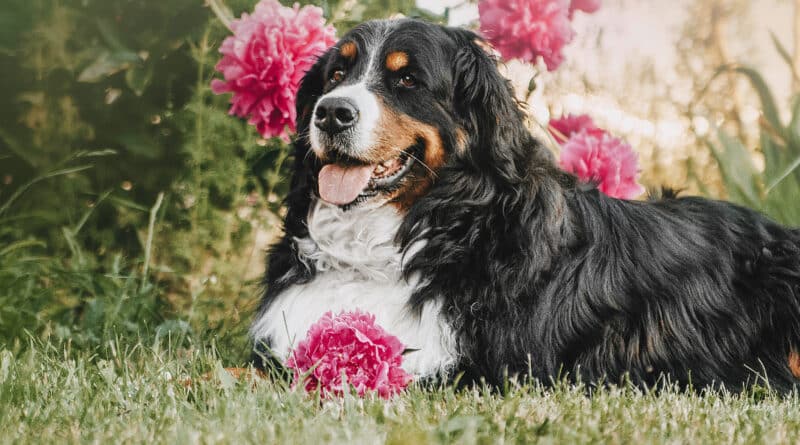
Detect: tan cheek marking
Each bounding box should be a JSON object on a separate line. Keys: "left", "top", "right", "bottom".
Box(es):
{"left": 371, "top": 101, "right": 446, "bottom": 211}
{"left": 340, "top": 41, "right": 357, "bottom": 59}
{"left": 385, "top": 51, "right": 409, "bottom": 72}
{"left": 790, "top": 349, "right": 800, "bottom": 378}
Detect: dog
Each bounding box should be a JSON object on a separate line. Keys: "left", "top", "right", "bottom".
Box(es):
{"left": 250, "top": 18, "right": 800, "bottom": 393}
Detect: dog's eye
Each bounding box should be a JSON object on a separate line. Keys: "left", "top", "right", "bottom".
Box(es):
{"left": 330, "top": 70, "right": 345, "bottom": 84}
{"left": 398, "top": 74, "right": 416, "bottom": 88}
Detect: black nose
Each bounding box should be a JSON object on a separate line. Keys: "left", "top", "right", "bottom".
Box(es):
{"left": 314, "top": 97, "right": 358, "bottom": 135}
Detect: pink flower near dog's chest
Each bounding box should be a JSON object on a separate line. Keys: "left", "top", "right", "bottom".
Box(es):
{"left": 286, "top": 310, "right": 412, "bottom": 399}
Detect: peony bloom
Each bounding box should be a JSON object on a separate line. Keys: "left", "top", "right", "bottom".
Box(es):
{"left": 478, "top": 0, "right": 575, "bottom": 71}
{"left": 211, "top": 0, "right": 337, "bottom": 141}
{"left": 548, "top": 113, "right": 600, "bottom": 143}
{"left": 286, "top": 310, "right": 413, "bottom": 399}
{"left": 559, "top": 130, "right": 645, "bottom": 199}
{"left": 569, "top": 0, "right": 601, "bottom": 16}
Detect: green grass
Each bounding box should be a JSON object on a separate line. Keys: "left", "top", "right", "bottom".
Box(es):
{"left": 3, "top": 340, "right": 800, "bottom": 444}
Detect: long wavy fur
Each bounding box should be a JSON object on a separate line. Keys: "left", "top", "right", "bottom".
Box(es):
{"left": 255, "top": 20, "right": 800, "bottom": 393}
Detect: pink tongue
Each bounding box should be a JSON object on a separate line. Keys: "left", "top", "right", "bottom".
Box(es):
{"left": 318, "top": 164, "right": 375, "bottom": 205}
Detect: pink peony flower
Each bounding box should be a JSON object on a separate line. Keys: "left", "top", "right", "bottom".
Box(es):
{"left": 286, "top": 310, "right": 413, "bottom": 399}
{"left": 569, "top": 0, "right": 601, "bottom": 16}
{"left": 559, "top": 130, "right": 645, "bottom": 199}
{"left": 549, "top": 113, "right": 600, "bottom": 143}
{"left": 211, "top": 0, "right": 337, "bottom": 141}
{"left": 478, "top": 0, "right": 575, "bottom": 71}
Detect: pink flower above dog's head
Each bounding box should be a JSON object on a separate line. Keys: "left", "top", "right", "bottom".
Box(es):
{"left": 559, "top": 130, "right": 644, "bottom": 200}
{"left": 478, "top": 0, "right": 575, "bottom": 71}
{"left": 286, "top": 310, "right": 413, "bottom": 399}
{"left": 211, "top": 0, "right": 337, "bottom": 141}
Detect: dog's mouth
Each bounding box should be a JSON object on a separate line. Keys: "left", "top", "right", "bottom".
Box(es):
{"left": 317, "top": 143, "right": 422, "bottom": 206}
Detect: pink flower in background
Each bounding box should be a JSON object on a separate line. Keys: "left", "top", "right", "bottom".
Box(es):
{"left": 211, "top": 0, "right": 337, "bottom": 141}
{"left": 286, "top": 310, "right": 413, "bottom": 399}
{"left": 548, "top": 113, "right": 600, "bottom": 143}
{"left": 569, "top": 0, "right": 601, "bottom": 16}
{"left": 478, "top": 0, "right": 575, "bottom": 71}
{"left": 559, "top": 130, "right": 644, "bottom": 199}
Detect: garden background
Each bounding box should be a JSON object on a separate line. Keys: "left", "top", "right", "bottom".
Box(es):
{"left": 4, "top": 0, "right": 800, "bottom": 442}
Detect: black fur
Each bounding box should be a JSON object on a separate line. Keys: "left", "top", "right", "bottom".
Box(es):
{"left": 254, "top": 19, "right": 800, "bottom": 393}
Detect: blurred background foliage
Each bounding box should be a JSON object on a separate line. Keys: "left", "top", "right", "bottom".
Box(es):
{"left": 0, "top": 0, "right": 443, "bottom": 358}
{"left": 0, "top": 0, "right": 798, "bottom": 362}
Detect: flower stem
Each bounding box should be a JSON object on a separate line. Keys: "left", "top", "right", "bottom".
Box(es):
{"left": 206, "top": 0, "right": 234, "bottom": 30}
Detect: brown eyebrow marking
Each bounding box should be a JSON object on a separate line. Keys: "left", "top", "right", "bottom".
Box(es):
{"left": 385, "top": 51, "right": 409, "bottom": 71}
{"left": 340, "top": 41, "right": 357, "bottom": 59}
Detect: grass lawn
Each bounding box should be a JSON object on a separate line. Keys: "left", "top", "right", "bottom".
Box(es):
{"left": 3, "top": 341, "right": 800, "bottom": 444}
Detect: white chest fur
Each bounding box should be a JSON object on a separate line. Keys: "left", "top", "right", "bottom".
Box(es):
{"left": 250, "top": 200, "right": 458, "bottom": 378}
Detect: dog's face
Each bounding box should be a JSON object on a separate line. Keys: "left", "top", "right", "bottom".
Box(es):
{"left": 298, "top": 20, "right": 476, "bottom": 210}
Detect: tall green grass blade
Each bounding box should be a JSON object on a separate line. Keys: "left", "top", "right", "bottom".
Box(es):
{"left": 728, "top": 65, "right": 784, "bottom": 132}
{"left": 0, "top": 165, "right": 93, "bottom": 217}
{"left": 0, "top": 240, "right": 46, "bottom": 258}
{"left": 706, "top": 130, "right": 762, "bottom": 208}
{"left": 766, "top": 155, "right": 800, "bottom": 194}
{"left": 771, "top": 32, "right": 800, "bottom": 85}
{"left": 72, "top": 190, "right": 113, "bottom": 236}
{"left": 141, "top": 192, "right": 164, "bottom": 291}
{"left": 787, "top": 95, "right": 800, "bottom": 155}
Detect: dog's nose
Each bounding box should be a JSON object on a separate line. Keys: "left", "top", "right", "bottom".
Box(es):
{"left": 314, "top": 97, "right": 358, "bottom": 135}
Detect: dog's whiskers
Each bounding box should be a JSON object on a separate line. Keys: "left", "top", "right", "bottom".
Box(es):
{"left": 387, "top": 146, "right": 438, "bottom": 179}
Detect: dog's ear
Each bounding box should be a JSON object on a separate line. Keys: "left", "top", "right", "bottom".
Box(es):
{"left": 449, "top": 29, "right": 535, "bottom": 184}
{"left": 282, "top": 49, "right": 333, "bottom": 237}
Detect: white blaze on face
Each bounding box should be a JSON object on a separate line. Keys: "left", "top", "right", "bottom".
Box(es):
{"left": 309, "top": 44, "right": 382, "bottom": 160}
{"left": 310, "top": 83, "right": 382, "bottom": 159}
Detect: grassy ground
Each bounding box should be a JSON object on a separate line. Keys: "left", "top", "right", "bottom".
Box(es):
{"left": 2, "top": 340, "right": 800, "bottom": 444}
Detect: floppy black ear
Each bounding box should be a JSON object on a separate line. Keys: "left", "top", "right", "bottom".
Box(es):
{"left": 449, "top": 30, "right": 538, "bottom": 185}
{"left": 282, "top": 50, "right": 332, "bottom": 237}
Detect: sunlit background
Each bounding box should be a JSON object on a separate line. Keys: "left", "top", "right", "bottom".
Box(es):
{"left": 421, "top": 0, "right": 796, "bottom": 196}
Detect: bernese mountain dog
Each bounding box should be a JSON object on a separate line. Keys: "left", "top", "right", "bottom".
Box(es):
{"left": 250, "top": 18, "right": 800, "bottom": 393}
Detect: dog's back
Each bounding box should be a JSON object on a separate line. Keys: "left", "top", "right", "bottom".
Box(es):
{"left": 543, "top": 191, "right": 800, "bottom": 391}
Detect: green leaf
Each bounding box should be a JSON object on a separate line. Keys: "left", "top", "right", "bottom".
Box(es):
{"left": 766, "top": 155, "right": 800, "bottom": 194}
{"left": 771, "top": 32, "right": 797, "bottom": 76}
{"left": 0, "top": 240, "right": 46, "bottom": 258}
{"left": 712, "top": 64, "right": 783, "bottom": 133}
{"left": 706, "top": 129, "right": 762, "bottom": 208}
{"left": 788, "top": 94, "right": 800, "bottom": 152}
{"left": 78, "top": 50, "right": 140, "bottom": 83}
{"left": 0, "top": 165, "right": 93, "bottom": 217}
{"left": 125, "top": 63, "right": 154, "bottom": 96}
{"left": 73, "top": 149, "right": 118, "bottom": 158}
{"left": 731, "top": 65, "right": 784, "bottom": 133}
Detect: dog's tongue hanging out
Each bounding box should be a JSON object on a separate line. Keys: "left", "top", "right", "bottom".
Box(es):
{"left": 318, "top": 164, "right": 374, "bottom": 205}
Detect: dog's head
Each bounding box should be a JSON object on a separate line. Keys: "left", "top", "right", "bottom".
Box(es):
{"left": 294, "top": 19, "right": 535, "bottom": 211}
